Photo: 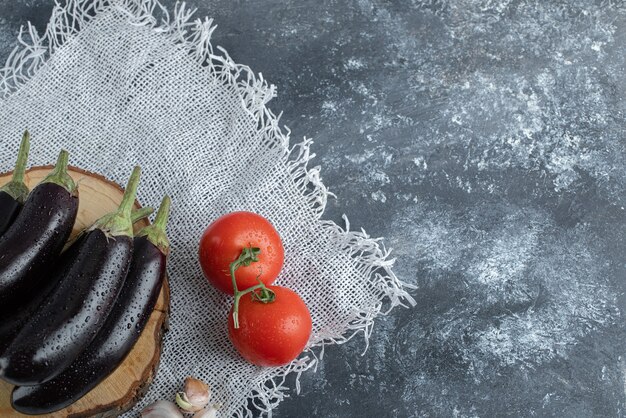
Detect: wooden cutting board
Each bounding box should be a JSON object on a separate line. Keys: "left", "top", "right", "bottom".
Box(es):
{"left": 0, "top": 166, "right": 170, "bottom": 417}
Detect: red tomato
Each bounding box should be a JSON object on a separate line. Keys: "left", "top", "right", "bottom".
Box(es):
{"left": 228, "top": 286, "right": 312, "bottom": 366}
{"left": 199, "top": 211, "right": 284, "bottom": 294}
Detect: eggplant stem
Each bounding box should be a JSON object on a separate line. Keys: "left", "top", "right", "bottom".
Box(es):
{"left": 50, "top": 151, "right": 68, "bottom": 177}
{"left": 91, "top": 166, "right": 141, "bottom": 237}
{"left": 136, "top": 195, "right": 171, "bottom": 255}
{"left": 152, "top": 195, "right": 171, "bottom": 232}
{"left": 42, "top": 150, "right": 76, "bottom": 194}
{"left": 131, "top": 206, "right": 153, "bottom": 224}
{"left": 119, "top": 166, "right": 141, "bottom": 217}
{"left": 11, "top": 131, "right": 30, "bottom": 184}
{"left": 0, "top": 131, "right": 30, "bottom": 203}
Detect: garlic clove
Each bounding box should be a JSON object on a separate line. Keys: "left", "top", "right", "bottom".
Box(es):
{"left": 175, "top": 376, "right": 211, "bottom": 412}
{"left": 192, "top": 404, "right": 220, "bottom": 418}
{"left": 141, "top": 400, "right": 184, "bottom": 418}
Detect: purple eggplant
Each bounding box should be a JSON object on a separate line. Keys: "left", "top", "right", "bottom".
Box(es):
{"left": 0, "top": 167, "right": 142, "bottom": 386}
{"left": 0, "top": 207, "right": 153, "bottom": 357}
{"left": 0, "top": 234, "right": 85, "bottom": 357}
{"left": 0, "top": 150, "right": 77, "bottom": 316}
{"left": 0, "top": 131, "right": 30, "bottom": 236}
{"left": 11, "top": 196, "right": 170, "bottom": 414}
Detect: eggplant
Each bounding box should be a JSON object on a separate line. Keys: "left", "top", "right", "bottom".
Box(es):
{"left": 12, "top": 196, "right": 171, "bottom": 414}
{"left": 0, "top": 150, "right": 77, "bottom": 316}
{"left": 0, "top": 166, "right": 141, "bottom": 386}
{"left": 0, "top": 207, "right": 152, "bottom": 357}
{"left": 0, "top": 131, "right": 30, "bottom": 236}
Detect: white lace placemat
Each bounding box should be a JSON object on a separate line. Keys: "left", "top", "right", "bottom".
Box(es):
{"left": 0, "top": 1, "right": 415, "bottom": 416}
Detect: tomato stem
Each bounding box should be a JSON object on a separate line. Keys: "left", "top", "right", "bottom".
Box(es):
{"left": 229, "top": 246, "right": 275, "bottom": 328}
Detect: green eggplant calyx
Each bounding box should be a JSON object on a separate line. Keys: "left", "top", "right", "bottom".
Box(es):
{"left": 67, "top": 206, "right": 152, "bottom": 251}
{"left": 0, "top": 181, "right": 29, "bottom": 204}
{"left": 1, "top": 131, "right": 31, "bottom": 203}
{"left": 131, "top": 207, "right": 154, "bottom": 224}
{"left": 92, "top": 166, "right": 141, "bottom": 238}
{"left": 137, "top": 195, "right": 171, "bottom": 255}
{"left": 41, "top": 150, "right": 77, "bottom": 195}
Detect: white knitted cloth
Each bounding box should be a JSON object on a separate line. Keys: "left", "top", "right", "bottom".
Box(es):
{"left": 0, "top": 1, "right": 415, "bottom": 416}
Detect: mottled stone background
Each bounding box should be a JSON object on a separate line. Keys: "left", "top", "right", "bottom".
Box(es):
{"left": 2, "top": 1, "right": 626, "bottom": 416}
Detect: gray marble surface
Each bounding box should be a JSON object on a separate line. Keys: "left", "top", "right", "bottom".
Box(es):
{"left": 2, "top": 1, "right": 626, "bottom": 417}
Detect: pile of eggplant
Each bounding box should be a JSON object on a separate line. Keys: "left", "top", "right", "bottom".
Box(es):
{"left": 0, "top": 131, "right": 172, "bottom": 415}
